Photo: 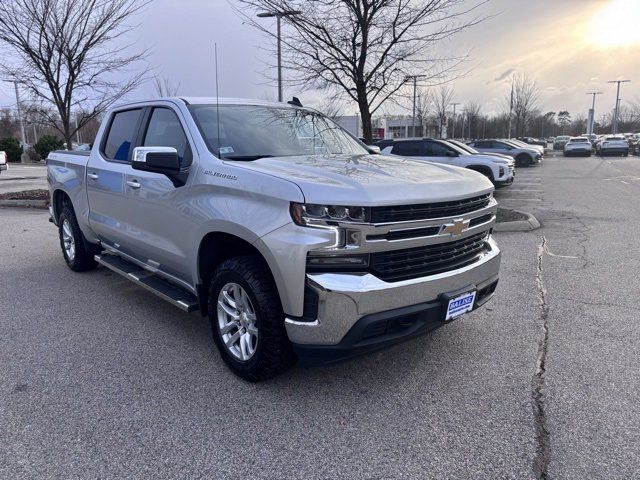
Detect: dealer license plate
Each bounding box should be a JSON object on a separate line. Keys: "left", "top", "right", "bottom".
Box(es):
{"left": 445, "top": 291, "right": 477, "bottom": 321}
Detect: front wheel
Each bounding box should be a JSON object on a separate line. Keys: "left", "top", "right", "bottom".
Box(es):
{"left": 515, "top": 154, "right": 532, "bottom": 167}
{"left": 58, "top": 206, "right": 99, "bottom": 271}
{"left": 208, "top": 256, "right": 295, "bottom": 381}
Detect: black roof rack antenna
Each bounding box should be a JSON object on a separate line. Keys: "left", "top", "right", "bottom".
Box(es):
{"left": 287, "top": 97, "right": 303, "bottom": 107}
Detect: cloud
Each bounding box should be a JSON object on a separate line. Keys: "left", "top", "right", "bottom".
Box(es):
{"left": 486, "top": 68, "right": 515, "bottom": 85}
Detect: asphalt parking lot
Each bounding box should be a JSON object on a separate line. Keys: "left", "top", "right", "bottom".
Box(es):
{"left": 2, "top": 153, "right": 640, "bottom": 478}
{"left": 0, "top": 164, "right": 47, "bottom": 194}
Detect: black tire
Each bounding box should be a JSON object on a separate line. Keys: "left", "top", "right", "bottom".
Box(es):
{"left": 208, "top": 255, "right": 295, "bottom": 382}
{"left": 58, "top": 205, "right": 99, "bottom": 271}
{"left": 624, "top": 150, "right": 629, "bottom": 157}
{"left": 515, "top": 154, "right": 532, "bottom": 167}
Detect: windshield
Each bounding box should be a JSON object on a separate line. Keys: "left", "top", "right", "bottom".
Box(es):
{"left": 188, "top": 104, "right": 368, "bottom": 159}
{"left": 450, "top": 140, "right": 479, "bottom": 154}
{"left": 440, "top": 140, "right": 469, "bottom": 156}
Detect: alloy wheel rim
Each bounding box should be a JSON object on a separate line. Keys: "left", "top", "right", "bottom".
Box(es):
{"left": 216, "top": 283, "right": 259, "bottom": 362}
{"left": 62, "top": 219, "right": 75, "bottom": 262}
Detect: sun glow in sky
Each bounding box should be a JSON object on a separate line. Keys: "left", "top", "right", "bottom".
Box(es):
{"left": 585, "top": 0, "right": 640, "bottom": 48}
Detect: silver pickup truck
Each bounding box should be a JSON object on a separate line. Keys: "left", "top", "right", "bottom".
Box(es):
{"left": 47, "top": 97, "right": 501, "bottom": 381}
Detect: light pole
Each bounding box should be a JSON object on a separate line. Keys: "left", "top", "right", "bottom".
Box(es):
{"left": 2, "top": 79, "right": 27, "bottom": 146}
{"left": 607, "top": 79, "right": 630, "bottom": 134}
{"left": 450, "top": 102, "right": 460, "bottom": 139}
{"left": 586, "top": 91, "right": 603, "bottom": 135}
{"left": 257, "top": 10, "right": 302, "bottom": 102}
{"left": 404, "top": 75, "right": 429, "bottom": 137}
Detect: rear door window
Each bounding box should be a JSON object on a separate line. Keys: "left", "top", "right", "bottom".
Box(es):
{"left": 391, "top": 141, "right": 424, "bottom": 156}
{"left": 102, "top": 109, "right": 143, "bottom": 162}
{"left": 425, "top": 141, "right": 454, "bottom": 156}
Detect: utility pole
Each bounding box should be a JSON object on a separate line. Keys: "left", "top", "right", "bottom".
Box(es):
{"left": 3, "top": 79, "right": 27, "bottom": 146}
{"left": 405, "top": 75, "right": 429, "bottom": 137}
{"left": 257, "top": 10, "right": 302, "bottom": 102}
{"left": 607, "top": 79, "right": 630, "bottom": 134}
{"left": 412, "top": 77, "right": 416, "bottom": 137}
{"left": 586, "top": 91, "right": 603, "bottom": 135}
{"left": 451, "top": 102, "right": 460, "bottom": 139}
{"left": 507, "top": 79, "right": 514, "bottom": 139}
{"left": 75, "top": 115, "right": 82, "bottom": 144}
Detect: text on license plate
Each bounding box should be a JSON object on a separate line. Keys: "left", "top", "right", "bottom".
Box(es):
{"left": 446, "top": 291, "right": 477, "bottom": 320}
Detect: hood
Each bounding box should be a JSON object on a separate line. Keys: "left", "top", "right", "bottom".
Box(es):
{"left": 228, "top": 154, "right": 494, "bottom": 206}
{"left": 476, "top": 152, "right": 513, "bottom": 163}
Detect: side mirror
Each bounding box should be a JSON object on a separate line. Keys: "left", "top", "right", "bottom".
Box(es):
{"left": 367, "top": 145, "right": 381, "bottom": 154}
{"left": 446, "top": 151, "right": 458, "bottom": 157}
{"left": 132, "top": 147, "right": 180, "bottom": 173}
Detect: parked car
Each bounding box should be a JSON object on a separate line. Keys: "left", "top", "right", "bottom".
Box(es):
{"left": 596, "top": 135, "right": 629, "bottom": 156}
{"left": 0, "top": 151, "right": 7, "bottom": 173}
{"left": 627, "top": 133, "right": 639, "bottom": 154}
{"left": 47, "top": 97, "right": 502, "bottom": 381}
{"left": 506, "top": 138, "right": 545, "bottom": 155}
{"left": 518, "top": 137, "right": 547, "bottom": 148}
{"left": 581, "top": 133, "right": 599, "bottom": 148}
{"left": 379, "top": 138, "right": 515, "bottom": 187}
{"left": 563, "top": 137, "right": 593, "bottom": 157}
{"left": 466, "top": 139, "right": 542, "bottom": 167}
{"left": 447, "top": 139, "right": 517, "bottom": 162}
{"left": 553, "top": 136, "right": 571, "bottom": 150}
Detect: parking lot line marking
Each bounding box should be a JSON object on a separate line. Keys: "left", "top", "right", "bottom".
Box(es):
{"left": 621, "top": 180, "right": 629, "bottom": 185}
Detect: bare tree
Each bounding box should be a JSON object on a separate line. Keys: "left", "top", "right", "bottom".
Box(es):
{"left": 0, "top": 0, "right": 150, "bottom": 149}
{"left": 235, "top": 0, "right": 486, "bottom": 142}
{"left": 557, "top": 110, "right": 571, "bottom": 134}
{"left": 154, "top": 75, "right": 182, "bottom": 98}
{"left": 463, "top": 100, "right": 481, "bottom": 138}
{"left": 508, "top": 73, "right": 540, "bottom": 137}
{"left": 412, "top": 88, "right": 431, "bottom": 137}
{"left": 432, "top": 85, "right": 454, "bottom": 137}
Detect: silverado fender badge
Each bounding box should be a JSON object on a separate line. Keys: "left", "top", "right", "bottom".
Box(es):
{"left": 442, "top": 218, "right": 470, "bottom": 236}
{"left": 203, "top": 170, "right": 238, "bottom": 181}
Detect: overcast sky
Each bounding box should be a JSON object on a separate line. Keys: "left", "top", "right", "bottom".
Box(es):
{"left": 0, "top": 0, "right": 638, "bottom": 121}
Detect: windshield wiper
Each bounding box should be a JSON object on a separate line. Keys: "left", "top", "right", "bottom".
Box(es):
{"left": 222, "top": 154, "right": 274, "bottom": 161}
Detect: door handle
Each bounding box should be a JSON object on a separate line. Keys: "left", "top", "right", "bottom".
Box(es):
{"left": 126, "top": 180, "right": 141, "bottom": 189}
{"left": 87, "top": 173, "right": 99, "bottom": 180}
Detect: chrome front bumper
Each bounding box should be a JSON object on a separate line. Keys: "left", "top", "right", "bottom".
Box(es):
{"left": 285, "top": 235, "right": 501, "bottom": 345}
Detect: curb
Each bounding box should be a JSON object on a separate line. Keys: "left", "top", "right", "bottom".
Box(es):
{"left": 0, "top": 199, "right": 48, "bottom": 208}
{"left": 495, "top": 209, "right": 541, "bottom": 232}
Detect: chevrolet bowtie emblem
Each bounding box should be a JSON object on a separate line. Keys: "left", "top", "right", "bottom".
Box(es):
{"left": 442, "top": 219, "right": 470, "bottom": 236}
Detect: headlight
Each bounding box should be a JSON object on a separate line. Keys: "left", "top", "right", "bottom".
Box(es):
{"left": 306, "top": 253, "right": 370, "bottom": 271}
{"left": 290, "top": 202, "right": 370, "bottom": 226}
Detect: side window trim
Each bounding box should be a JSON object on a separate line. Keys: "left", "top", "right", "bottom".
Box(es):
{"left": 99, "top": 107, "right": 145, "bottom": 163}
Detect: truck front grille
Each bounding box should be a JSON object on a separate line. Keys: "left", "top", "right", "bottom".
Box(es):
{"left": 370, "top": 231, "right": 491, "bottom": 282}
{"left": 370, "top": 194, "right": 491, "bottom": 223}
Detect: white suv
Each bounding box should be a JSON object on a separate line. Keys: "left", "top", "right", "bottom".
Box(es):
{"left": 596, "top": 136, "right": 629, "bottom": 156}
{"left": 0, "top": 151, "right": 7, "bottom": 174}
{"left": 563, "top": 137, "right": 593, "bottom": 157}
{"left": 381, "top": 138, "right": 515, "bottom": 187}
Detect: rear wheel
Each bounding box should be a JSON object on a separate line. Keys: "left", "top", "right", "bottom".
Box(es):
{"left": 208, "top": 255, "right": 295, "bottom": 381}
{"left": 58, "top": 205, "right": 100, "bottom": 271}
